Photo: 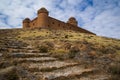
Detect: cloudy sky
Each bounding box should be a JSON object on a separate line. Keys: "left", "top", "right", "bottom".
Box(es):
{"left": 0, "top": 0, "right": 120, "bottom": 39}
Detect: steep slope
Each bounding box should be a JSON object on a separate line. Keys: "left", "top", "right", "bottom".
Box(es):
{"left": 0, "top": 29, "right": 120, "bottom": 80}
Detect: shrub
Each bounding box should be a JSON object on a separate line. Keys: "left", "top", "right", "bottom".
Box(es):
{"left": 50, "top": 49, "right": 69, "bottom": 60}
{"left": 64, "top": 43, "right": 72, "bottom": 50}
{"left": 43, "top": 41, "right": 54, "bottom": 49}
{"left": 0, "top": 67, "right": 19, "bottom": 80}
{"left": 108, "top": 63, "right": 120, "bottom": 75}
{"left": 36, "top": 41, "right": 54, "bottom": 53}
{"left": 110, "top": 75, "right": 120, "bottom": 80}
{"left": 39, "top": 45, "right": 49, "bottom": 53}
{"left": 99, "top": 46, "right": 116, "bottom": 54}
{"left": 6, "top": 71, "right": 19, "bottom": 80}
{"left": 65, "top": 35, "right": 69, "bottom": 38}
{"left": 69, "top": 46, "right": 80, "bottom": 53}
{"left": 50, "top": 49, "right": 68, "bottom": 54}
{"left": 108, "top": 63, "right": 120, "bottom": 80}
{"left": 69, "top": 35, "right": 73, "bottom": 37}
{"left": 69, "top": 46, "right": 80, "bottom": 58}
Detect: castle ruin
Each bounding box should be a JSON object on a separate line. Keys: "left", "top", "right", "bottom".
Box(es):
{"left": 23, "top": 7, "right": 95, "bottom": 34}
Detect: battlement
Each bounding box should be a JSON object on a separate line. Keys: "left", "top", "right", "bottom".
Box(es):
{"left": 22, "top": 7, "right": 95, "bottom": 34}
{"left": 67, "top": 17, "right": 78, "bottom": 26}
{"left": 37, "top": 7, "right": 49, "bottom": 15}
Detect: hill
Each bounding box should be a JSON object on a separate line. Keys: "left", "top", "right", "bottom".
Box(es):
{"left": 0, "top": 29, "right": 120, "bottom": 80}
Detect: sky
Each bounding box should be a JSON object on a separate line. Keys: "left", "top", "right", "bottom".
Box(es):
{"left": 0, "top": 0, "right": 120, "bottom": 39}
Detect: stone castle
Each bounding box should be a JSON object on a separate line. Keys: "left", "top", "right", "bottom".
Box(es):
{"left": 23, "top": 7, "right": 95, "bottom": 34}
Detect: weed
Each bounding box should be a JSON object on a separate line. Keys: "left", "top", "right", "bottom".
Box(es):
{"left": 39, "top": 45, "right": 49, "bottom": 53}
{"left": 69, "top": 46, "right": 80, "bottom": 58}
{"left": 65, "top": 35, "right": 69, "bottom": 38}
{"left": 108, "top": 63, "right": 120, "bottom": 80}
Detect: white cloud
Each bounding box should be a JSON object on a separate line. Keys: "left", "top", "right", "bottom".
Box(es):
{"left": 0, "top": 0, "right": 120, "bottom": 39}
{"left": 67, "top": 0, "right": 82, "bottom": 5}
{"left": 83, "top": 7, "right": 120, "bottom": 39}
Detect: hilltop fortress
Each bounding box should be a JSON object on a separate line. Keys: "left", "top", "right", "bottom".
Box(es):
{"left": 23, "top": 7, "right": 95, "bottom": 34}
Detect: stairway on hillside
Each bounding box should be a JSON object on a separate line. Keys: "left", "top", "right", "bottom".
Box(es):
{"left": 0, "top": 44, "right": 109, "bottom": 80}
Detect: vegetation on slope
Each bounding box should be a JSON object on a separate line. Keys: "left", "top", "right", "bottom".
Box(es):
{"left": 0, "top": 28, "right": 120, "bottom": 79}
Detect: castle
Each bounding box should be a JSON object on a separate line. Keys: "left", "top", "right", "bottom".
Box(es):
{"left": 23, "top": 7, "right": 95, "bottom": 34}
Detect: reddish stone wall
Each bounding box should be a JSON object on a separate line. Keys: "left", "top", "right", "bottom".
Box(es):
{"left": 29, "top": 17, "right": 37, "bottom": 29}
{"left": 48, "top": 17, "right": 68, "bottom": 30}
{"left": 37, "top": 13, "right": 49, "bottom": 29}
{"left": 22, "top": 7, "right": 95, "bottom": 35}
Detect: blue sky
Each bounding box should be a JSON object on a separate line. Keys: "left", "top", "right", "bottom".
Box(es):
{"left": 0, "top": 0, "right": 120, "bottom": 39}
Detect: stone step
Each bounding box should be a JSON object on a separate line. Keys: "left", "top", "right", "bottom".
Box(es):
{"left": 8, "top": 48, "right": 26, "bottom": 53}
{"left": 34, "top": 66, "right": 93, "bottom": 80}
{"left": 8, "top": 47, "right": 28, "bottom": 49}
{"left": 78, "top": 75, "right": 109, "bottom": 80}
{"left": 0, "top": 53, "right": 3, "bottom": 61}
{"left": 0, "top": 53, "right": 2, "bottom": 57}
{"left": 7, "top": 46, "right": 22, "bottom": 49}
{"left": 13, "top": 57, "right": 57, "bottom": 63}
{"left": 0, "top": 66, "right": 39, "bottom": 80}
{"left": 26, "top": 61, "right": 79, "bottom": 72}
{"left": 8, "top": 48, "right": 40, "bottom": 53}
{"left": 22, "top": 46, "right": 33, "bottom": 50}
{"left": 10, "top": 53, "right": 50, "bottom": 58}
{"left": 26, "top": 50, "right": 40, "bottom": 53}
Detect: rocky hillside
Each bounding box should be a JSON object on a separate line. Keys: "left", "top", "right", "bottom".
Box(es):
{"left": 0, "top": 29, "right": 120, "bottom": 80}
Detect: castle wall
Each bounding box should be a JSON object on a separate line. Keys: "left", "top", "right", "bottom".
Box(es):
{"left": 23, "top": 22, "right": 30, "bottom": 29}
{"left": 48, "top": 17, "right": 81, "bottom": 31}
{"left": 27, "top": 16, "right": 94, "bottom": 34}
{"left": 22, "top": 18, "right": 30, "bottom": 29}
{"left": 48, "top": 17, "right": 69, "bottom": 30}
{"left": 29, "top": 17, "right": 38, "bottom": 29}
{"left": 22, "top": 8, "right": 95, "bottom": 35}
{"left": 37, "top": 13, "right": 49, "bottom": 28}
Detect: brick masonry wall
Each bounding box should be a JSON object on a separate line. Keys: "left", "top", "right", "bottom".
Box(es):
{"left": 23, "top": 8, "right": 95, "bottom": 35}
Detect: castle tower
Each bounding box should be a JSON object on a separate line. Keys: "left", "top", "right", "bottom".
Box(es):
{"left": 67, "top": 17, "right": 78, "bottom": 26}
{"left": 23, "top": 18, "right": 30, "bottom": 29}
{"left": 37, "top": 7, "right": 49, "bottom": 28}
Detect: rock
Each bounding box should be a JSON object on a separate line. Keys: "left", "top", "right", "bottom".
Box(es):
{"left": 0, "top": 53, "right": 2, "bottom": 57}
{"left": 0, "top": 66, "right": 39, "bottom": 80}
{"left": 0, "top": 53, "right": 3, "bottom": 61}
{"left": 0, "top": 48, "right": 8, "bottom": 52}
{"left": 0, "top": 61, "right": 12, "bottom": 68}
{"left": 0, "top": 66, "right": 19, "bottom": 80}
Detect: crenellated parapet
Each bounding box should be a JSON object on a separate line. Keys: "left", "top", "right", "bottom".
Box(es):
{"left": 67, "top": 17, "right": 78, "bottom": 26}
{"left": 37, "top": 7, "right": 49, "bottom": 29}
{"left": 23, "top": 18, "right": 31, "bottom": 29}
{"left": 37, "top": 7, "right": 49, "bottom": 15}
{"left": 22, "top": 7, "right": 95, "bottom": 35}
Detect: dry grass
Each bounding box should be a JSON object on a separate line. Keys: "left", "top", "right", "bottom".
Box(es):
{"left": 108, "top": 63, "right": 120, "bottom": 80}
{"left": 0, "top": 28, "right": 120, "bottom": 60}
{"left": 9, "top": 29, "right": 119, "bottom": 59}
{"left": 0, "top": 28, "right": 120, "bottom": 80}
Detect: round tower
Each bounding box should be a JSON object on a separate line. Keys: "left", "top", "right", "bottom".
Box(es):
{"left": 23, "top": 18, "right": 30, "bottom": 29}
{"left": 37, "top": 7, "right": 49, "bottom": 28}
{"left": 67, "top": 17, "right": 78, "bottom": 26}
